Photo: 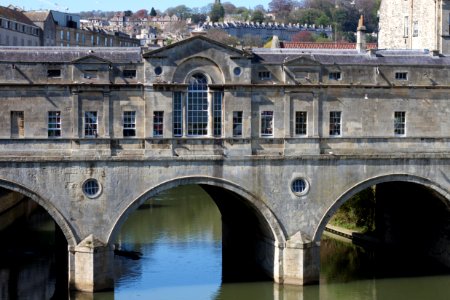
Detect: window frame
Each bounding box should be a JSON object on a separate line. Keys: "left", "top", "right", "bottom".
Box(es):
{"left": 186, "top": 74, "right": 209, "bottom": 137}
{"left": 394, "top": 111, "right": 406, "bottom": 136}
{"left": 153, "top": 111, "right": 164, "bottom": 137}
{"left": 123, "top": 111, "right": 136, "bottom": 137}
{"left": 84, "top": 111, "right": 98, "bottom": 137}
{"left": 260, "top": 111, "right": 274, "bottom": 137}
{"left": 329, "top": 111, "right": 342, "bottom": 136}
{"left": 328, "top": 72, "right": 341, "bottom": 81}
{"left": 48, "top": 111, "right": 61, "bottom": 138}
{"left": 395, "top": 72, "right": 408, "bottom": 80}
{"left": 233, "top": 111, "right": 243, "bottom": 137}
{"left": 295, "top": 111, "right": 307, "bottom": 136}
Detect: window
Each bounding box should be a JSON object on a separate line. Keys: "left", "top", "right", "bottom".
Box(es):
{"left": 123, "top": 69, "right": 136, "bottom": 78}
{"left": 233, "top": 111, "right": 243, "bottom": 137}
{"left": 329, "top": 111, "right": 342, "bottom": 136}
{"left": 258, "top": 71, "right": 271, "bottom": 80}
{"left": 60, "top": 30, "right": 64, "bottom": 40}
{"left": 261, "top": 111, "right": 273, "bottom": 136}
{"left": 48, "top": 111, "right": 61, "bottom": 137}
{"left": 329, "top": 72, "right": 341, "bottom": 80}
{"left": 123, "top": 111, "right": 136, "bottom": 137}
{"left": 234, "top": 67, "right": 242, "bottom": 76}
{"left": 83, "top": 70, "right": 97, "bottom": 79}
{"left": 154, "top": 66, "right": 162, "bottom": 75}
{"left": 394, "top": 111, "right": 406, "bottom": 135}
{"left": 395, "top": 72, "right": 408, "bottom": 80}
{"left": 413, "top": 21, "right": 419, "bottom": 37}
{"left": 404, "top": 16, "right": 409, "bottom": 37}
{"left": 213, "top": 91, "right": 223, "bottom": 137}
{"left": 83, "top": 179, "right": 101, "bottom": 198}
{"left": 173, "top": 92, "right": 183, "bottom": 137}
{"left": 187, "top": 74, "right": 208, "bottom": 136}
{"left": 11, "top": 111, "right": 24, "bottom": 138}
{"left": 67, "top": 31, "right": 70, "bottom": 41}
{"left": 76, "top": 32, "right": 79, "bottom": 42}
{"left": 84, "top": 111, "right": 98, "bottom": 137}
{"left": 295, "top": 111, "right": 307, "bottom": 136}
{"left": 291, "top": 178, "right": 309, "bottom": 195}
{"left": 153, "top": 111, "right": 164, "bottom": 137}
{"left": 47, "top": 69, "right": 61, "bottom": 78}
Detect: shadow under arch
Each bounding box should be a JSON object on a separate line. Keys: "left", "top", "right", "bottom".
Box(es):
{"left": 313, "top": 173, "right": 450, "bottom": 244}
{"left": 0, "top": 178, "right": 77, "bottom": 247}
{"left": 108, "top": 176, "right": 287, "bottom": 282}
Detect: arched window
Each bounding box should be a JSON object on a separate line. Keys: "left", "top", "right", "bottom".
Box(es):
{"left": 187, "top": 74, "right": 209, "bottom": 136}
{"left": 172, "top": 73, "right": 223, "bottom": 138}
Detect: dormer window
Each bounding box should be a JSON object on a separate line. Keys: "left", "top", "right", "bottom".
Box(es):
{"left": 329, "top": 72, "right": 341, "bottom": 80}
{"left": 123, "top": 69, "right": 136, "bottom": 78}
{"left": 83, "top": 70, "right": 97, "bottom": 79}
{"left": 395, "top": 72, "right": 408, "bottom": 80}
{"left": 47, "top": 69, "right": 61, "bottom": 78}
{"left": 258, "top": 71, "right": 271, "bottom": 80}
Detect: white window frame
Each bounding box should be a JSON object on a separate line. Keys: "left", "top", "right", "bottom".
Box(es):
{"left": 295, "top": 111, "right": 307, "bottom": 136}
{"left": 233, "top": 111, "right": 243, "bottom": 137}
{"left": 187, "top": 74, "right": 209, "bottom": 137}
{"left": 261, "top": 111, "right": 274, "bottom": 137}
{"left": 329, "top": 111, "right": 342, "bottom": 136}
{"left": 394, "top": 111, "right": 406, "bottom": 136}
{"left": 84, "top": 111, "right": 98, "bottom": 137}
{"left": 48, "top": 111, "right": 61, "bottom": 137}
{"left": 123, "top": 111, "right": 136, "bottom": 137}
{"left": 153, "top": 111, "right": 164, "bottom": 137}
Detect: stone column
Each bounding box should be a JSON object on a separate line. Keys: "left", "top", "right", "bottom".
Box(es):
{"left": 282, "top": 233, "right": 320, "bottom": 285}
{"left": 72, "top": 89, "right": 80, "bottom": 138}
{"left": 103, "top": 91, "right": 111, "bottom": 138}
{"left": 312, "top": 92, "right": 320, "bottom": 138}
{"left": 69, "top": 235, "right": 114, "bottom": 292}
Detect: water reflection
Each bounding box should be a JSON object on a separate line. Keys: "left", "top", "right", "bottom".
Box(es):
{"left": 1, "top": 186, "right": 449, "bottom": 299}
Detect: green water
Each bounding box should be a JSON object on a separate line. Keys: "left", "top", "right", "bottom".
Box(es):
{"left": 0, "top": 185, "right": 449, "bottom": 299}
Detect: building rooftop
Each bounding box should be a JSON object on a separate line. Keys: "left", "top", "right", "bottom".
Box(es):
{"left": 0, "top": 5, "right": 37, "bottom": 27}
{"left": 23, "top": 10, "right": 52, "bottom": 22}
{"left": 280, "top": 42, "right": 377, "bottom": 50}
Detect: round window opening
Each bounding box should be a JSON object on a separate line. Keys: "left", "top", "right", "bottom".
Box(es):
{"left": 233, "top": 67, "right": 242, "bottom": 76}
{"left": 154, "top": 66, "right": 163, "bottom": 75}
{"left": 83, "top": 179, "right": 101, "bottom": 198}
{"left": 291, "top": 178, "right": 309, "bottom": 196}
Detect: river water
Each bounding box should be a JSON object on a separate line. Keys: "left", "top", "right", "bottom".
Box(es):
{"left": 0, "top": 185, "right": 449, "bottom": 299}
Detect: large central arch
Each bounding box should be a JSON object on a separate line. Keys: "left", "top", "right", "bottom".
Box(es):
{"left": 313, "top": 173, "right": 450, "bottom": 243}
{"left": 107, "top": 175, "right": 287, "bottom": 282}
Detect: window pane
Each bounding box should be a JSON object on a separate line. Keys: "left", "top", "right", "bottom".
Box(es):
{"left": 233, "top": 111, "right": 243, "bottom": 137}
{"left": 187, "top": 74, "right": 208, "bottom": 136}
{"left": 295, "top": 111, "right": 307, "bottom": 135}
{"left": 329, "top": 111, "right": 341, "bottom": 136}
{"left": 213, "top": 92, "right": 223, "bottom": 137}
{"left": 48, "top": 111, "right": 61, "bottom": 137}
{"left": 123, "top": 111, "right": 136, "bottom": 137}
{"left": 84, "top": 111, "right": 97, "bottom": 137}
{"left": 153, "top": 111, "right": 164, "bottom": 137}
{"left": 261, "top": 111, "right": 273, "bottom": 136}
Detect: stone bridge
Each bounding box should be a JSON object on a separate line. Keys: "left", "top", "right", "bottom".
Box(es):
{"left": 0, "top": 36, "right": 449, "bottom": 291}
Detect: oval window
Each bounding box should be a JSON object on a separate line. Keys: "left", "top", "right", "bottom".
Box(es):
{"left": 83, "top": 179, "right": 101, "bottom": 198}
{"left": 233, "top": 67, "right": 242, "bottom": 76}
{"left": 154, "top": 66, "right": 162, "bottom": 75}
{"left": 291, "top": 178, "right": 309, "bottom": 196}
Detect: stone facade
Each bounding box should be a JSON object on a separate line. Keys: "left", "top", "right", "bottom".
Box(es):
{"left": 379, "top": 0, "right": 450, "bottom": 54}
{"left": 0, "top": 36, "right": 449, "bottom": 291}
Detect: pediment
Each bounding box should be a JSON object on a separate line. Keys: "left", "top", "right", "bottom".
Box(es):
{"left": 143, "top": 35, "right": 249, "bottom": 59}
{"left": 72, "top": 55, "right": 112, "bottom": 64}
{"left": 284, "top": 55, "right": 321, "bottom": 67}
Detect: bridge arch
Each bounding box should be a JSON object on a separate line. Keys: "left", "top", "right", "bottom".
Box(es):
{"left": 313, "top": 173, "right": 450, "bottom": 243}
{"left": 108, "top": 175, "right": 286, "bottom": 247}
{"left": 0, "top": 178, "right": 77, "bottom": 247}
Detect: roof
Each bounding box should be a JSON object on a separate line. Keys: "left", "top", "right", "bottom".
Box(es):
{"left": 0, "top": 6, "right": 37, "bottom": 26}
{"left": 0, "top": 47, "right": 144, "bottom": 63}
{"left": 23, "top": 11, "right": 52, "bottom": 22}
{"left": 252, "top": 48, "right": 450, "bottom": 66}
{"left": 280, "top": 42, "right": 378, "bottom": 50}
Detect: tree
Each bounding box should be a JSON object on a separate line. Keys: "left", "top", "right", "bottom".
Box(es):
{"left": 206, "top": 28, "right": 238, "bottom": 46}
{"left": 133, "top": 9, "right": 148, "bottom": 19}
{"left": 268, "top": 0, "right": 298, "bottom": 21}
{"left": 222, "top": 2, "right": 237, "bottom": 15}
{"left": 124, "top": 10, "right": 133, "bottom": 17}
{"left": 292, "top": 31, "right": 315, "bottom": 42}
{"left": 150, "top": 7, "right": 157, "bottom": 17}
{"left": 251, "top": 10, "right": 265, "bottom": 23}
{"left": 210, "top": 1, "right": 225, "bottom": 22}
{"left": 191, "top": 13, "right": 207, "bottom": 24}
{"left": 165, "top": 5, "right": 192, "bottom": 19}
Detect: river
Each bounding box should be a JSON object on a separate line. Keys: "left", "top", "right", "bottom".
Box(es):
{"left": 0, "top": 185, "right": 449, "bottom": 299}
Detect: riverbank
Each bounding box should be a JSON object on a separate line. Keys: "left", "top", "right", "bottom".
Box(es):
{"left": 324, "top": 224, "right": 380, "bottom": 245}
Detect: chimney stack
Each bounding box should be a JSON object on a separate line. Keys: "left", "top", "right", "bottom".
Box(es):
{"left": 356, "top": 15, "right": 366, "bottom": 53}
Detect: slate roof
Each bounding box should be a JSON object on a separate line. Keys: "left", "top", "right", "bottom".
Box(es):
{"left": 0, "top": 47, "right": 144, "bottom": 63}
{"left": 252, "top": 48, "right": 450, "bottom": 66}
{"left": 0, "top": 6, "right": 37, "bottom": 26}
{"left": 280, "top": 42, "right": 377, "bottom": 50}
{"left": 23, "top": 10, "right": 52, "bottom": 22}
